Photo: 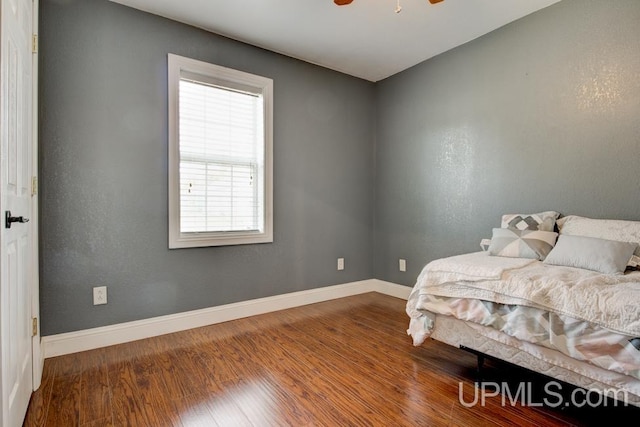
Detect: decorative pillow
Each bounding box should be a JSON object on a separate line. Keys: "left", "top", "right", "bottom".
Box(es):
{"left": 501, "top": 211, "right": 560, "bottom": 232}
{"left": 543, "top": 235, "right": 638, "bottom": 275}
{"left": 557, "top": 215, "right": 640, "bottom": 257}
{"left": 488, "top": 228, "right": 558, "bottom": 260}
{"left": 627, "top": 256, "right": 640, "bottom": 272}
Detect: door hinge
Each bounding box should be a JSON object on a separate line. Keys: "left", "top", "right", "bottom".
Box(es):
{"left": 32, "top": 34, "right": 38, "bottom": 54}
{"left": 32, "top": 176, "right": 38, "bottom": 196}
{"left": 32, "top": 317, "right": 38, "bottom": 337}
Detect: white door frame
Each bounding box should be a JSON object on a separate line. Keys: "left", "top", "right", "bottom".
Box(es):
{"left": 31, "top": 0, "right": 42, "bottom": 391}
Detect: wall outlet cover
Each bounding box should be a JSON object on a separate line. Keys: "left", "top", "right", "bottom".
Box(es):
{"left": 93, "top": 286, "right": 107, "bottom": 305}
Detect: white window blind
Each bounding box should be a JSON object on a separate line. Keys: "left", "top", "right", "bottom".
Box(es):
{"left": 168, "top": 54, "right": 273, "bottom": 248}
{"left": 178, "top": 80, "right": 264, "bottom": 233}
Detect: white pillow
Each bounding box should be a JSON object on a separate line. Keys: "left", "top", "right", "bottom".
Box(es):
{"left": 543, "top": 235, "right": 637, "bottom": 275}
{"left": 557, "top": 215, "right": 640, "bottom": 257}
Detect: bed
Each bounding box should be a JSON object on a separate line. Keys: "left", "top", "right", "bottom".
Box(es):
{"left": 406, "top": 213, "right": 640, "bottom": 407}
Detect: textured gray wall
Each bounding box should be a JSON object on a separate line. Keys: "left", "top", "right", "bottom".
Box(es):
{"left": 375, "top": 0, "right": 640, "bottom": 285}
{"left": 39, "top": 0, "right": 375, "bottom": 335}
{"left": 41, "top": 0, "right": 640, "bottom": 335}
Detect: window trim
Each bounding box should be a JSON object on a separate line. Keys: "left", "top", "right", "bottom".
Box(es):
{"left": 168, "top": 53, "right": 273, "bottom": 248}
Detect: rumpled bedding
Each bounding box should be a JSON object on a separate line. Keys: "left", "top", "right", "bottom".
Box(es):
{"left": 406, "top": 251, "right": 640, "bottom": 379}
{"left": 417, "top": 294, "right": 640, "bottom": 380}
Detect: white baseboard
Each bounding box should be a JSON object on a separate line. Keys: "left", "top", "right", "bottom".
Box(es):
{"left": 42, "top": 279, "right": 410, "bottom": 358}
{"left": 373, "top": 279, "right": 412, "bottom": 299}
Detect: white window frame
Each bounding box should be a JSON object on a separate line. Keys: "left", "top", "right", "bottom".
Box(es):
{"left": 168, "top": 54, "right": 273, "bottom": 248}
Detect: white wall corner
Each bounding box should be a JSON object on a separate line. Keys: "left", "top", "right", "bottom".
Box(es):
{"left": 372, "top": 279, "right": 412, "bottom": 300}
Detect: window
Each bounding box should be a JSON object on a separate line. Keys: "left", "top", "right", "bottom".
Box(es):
{"left": 168, "top": 54, "right": 273, "bottom": 248}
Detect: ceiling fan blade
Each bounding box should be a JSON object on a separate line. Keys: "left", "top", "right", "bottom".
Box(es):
{"left": 334, "top": 0, "right": 442, "bottom": 6}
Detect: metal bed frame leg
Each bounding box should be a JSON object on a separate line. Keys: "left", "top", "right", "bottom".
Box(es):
{"left": 476, "top": 354, "right": 485, "bottom": 382}
{"left": 459, "top": 346, "right": 485, "bottom": 383}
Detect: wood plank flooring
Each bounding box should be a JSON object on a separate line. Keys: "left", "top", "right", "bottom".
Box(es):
{"left": 23, "top": 293, "right": 639, "bottom": 426}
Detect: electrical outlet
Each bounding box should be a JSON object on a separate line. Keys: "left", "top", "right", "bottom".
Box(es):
{"left": 93, "top": 286, "right": 107, "bottom": 305}
{"left": 399, "top": 259, "right": 407, "bottom": 272}
{"left": 337, "top": 258, "right": 345, "bottom": 271}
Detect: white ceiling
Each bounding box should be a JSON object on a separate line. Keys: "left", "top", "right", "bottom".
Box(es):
{"left": 110, "top": 0, "right": 562, "bottom": 82}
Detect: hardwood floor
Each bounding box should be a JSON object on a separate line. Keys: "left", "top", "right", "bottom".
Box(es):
{"left": 23, "top": 292, "right": 638, "bottom": 426}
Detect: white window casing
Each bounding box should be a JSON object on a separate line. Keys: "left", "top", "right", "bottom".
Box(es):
{"left": 168, "top": 54, "right": 273, "bottom": 248}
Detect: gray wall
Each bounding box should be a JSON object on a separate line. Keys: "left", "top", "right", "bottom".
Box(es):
{"left": 41, "top": 0, "right": 640, "bottom": 335}
{"left": 374, "top": 0, "right": 640, "bottom": 285}
{"left": 39, "top": 0, "right": 375, "bottom": 335}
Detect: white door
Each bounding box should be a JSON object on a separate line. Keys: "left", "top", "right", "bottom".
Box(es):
{"left": 1, "top": 0, "right": 35, "bottom": 425}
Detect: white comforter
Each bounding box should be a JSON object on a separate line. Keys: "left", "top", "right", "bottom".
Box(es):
{"left": 406, "top": 251, "right": 640, "bottom": 339}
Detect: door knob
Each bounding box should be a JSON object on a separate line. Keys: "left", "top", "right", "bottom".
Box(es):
{"left": 5, "top": 211, "right": 29, "bottom": 229}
